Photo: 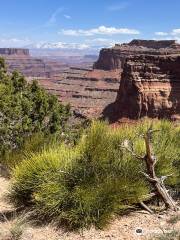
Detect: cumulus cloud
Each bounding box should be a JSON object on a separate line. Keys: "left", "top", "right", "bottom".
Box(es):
{"left": 154, "top": 28, "right": 180, "bottom": 38}
{"left": 171, "top": 29, "right": 180, "bottom": 36}
{"left": 0, "top": 37, "right": 32, "bottom": 47}
{"left": 155, "top": 32, "right": 169, "bottom": 36}
{"left": 59, "top": 25, "right": 140, "bottom": 36}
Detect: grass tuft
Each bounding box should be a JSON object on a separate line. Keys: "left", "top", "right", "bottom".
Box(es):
{"left": 9, "top": 120, "right": 180, "bottom": 230}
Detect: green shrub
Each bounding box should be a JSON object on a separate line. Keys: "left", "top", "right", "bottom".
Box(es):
{"left": 0, "top": 57, "right": 70, "bottom": 157}
{"left": 0, "top": 132, "right": 60, "bottom": 169}
{"left": 10, "top": 120, "right": 180, "bottom": 230}
{"left": 152, "top": 230, "right": 180, "bottom": 240}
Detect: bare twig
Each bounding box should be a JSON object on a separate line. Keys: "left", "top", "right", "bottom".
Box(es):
{"left": 139, "top": 201, "right": 154, "bottom": 214}
{"left": 121, "top": 140, "right": 144, "bottom": 160}
{"left": 121, "top": 127, "right": 178, "bottom": 211}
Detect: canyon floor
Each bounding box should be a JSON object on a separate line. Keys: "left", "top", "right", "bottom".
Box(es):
{"left": 35, "top": 68, "right": 121, "bottom": 119}
{"left": 0, "top": 176, "right": 179, "bottom": 240}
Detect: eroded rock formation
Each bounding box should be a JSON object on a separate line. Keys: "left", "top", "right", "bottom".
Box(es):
{"left": 0, "top": 48, "right": 68, "bottom": 78}
{"left": 102, "top": 40, "right": 180, "bottom": 121}
{"left": 1, "top": 48, "right": 117, "bottom": 118}
{"left": 0, "top": 48, "right": 29, "bottom": 56}
{"left": 94, "top": 40, "right": 180, "bottom": 71}
{"left": 38, "top": 68, "right": 120, "bottom": 118}
{"left": 3, "top": 42, "right": 180, "bottom": 121}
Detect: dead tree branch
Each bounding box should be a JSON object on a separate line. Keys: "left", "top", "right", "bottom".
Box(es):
{"left": 121, "top": 127, "right": 178, "bottom": 211}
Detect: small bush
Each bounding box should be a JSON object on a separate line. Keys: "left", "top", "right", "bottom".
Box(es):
{"left": 152, "top": 230, "right": 180, "bottom": 240}
{"left": 10, "top": 120, "right": 180, "bottom": 230}
{"left": 167, "top": 214, "right": 180, "bottom": 225}
{"left": 0, "top": 57, "right": 70, "bottom": 157}
{"left": 10, "top": 215, "right": 28, "bottom": 240}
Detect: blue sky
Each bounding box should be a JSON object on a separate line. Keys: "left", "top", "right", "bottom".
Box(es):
{"left": 1, "top": 0, "right": 180, "bottom": 48}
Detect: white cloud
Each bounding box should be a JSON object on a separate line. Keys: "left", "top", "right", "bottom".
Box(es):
{"left": 87, "top": 38, "right": 112, "bottom": 43}
{"left": 155, "top": 32, "right": 169, "bottom": 36}
{"left": 171, "top": 29, "right": 180, "bottom": 36}
{"left": 154, "top": 28, "right": 180, "bottom": 38}
{"left": 85, "top": 38, "right": 117, "bottom": 47}
{"left": 59, "top": 25, "right": 140, "bottom": 36}
{"left": 107, "top": 2, "right": 129, "bottom": 11}
{"left": 175, "top": 37, "right": 180, "bottom": 43}
{"left": 47, "top": 7, "right": 64, "bottom": 26}
{"left": 61, "top": 29, "right": 79, "bottom": 36}
{"left": 0, "top": 37, "right": 32, "bottom": 47}
{"left": 63, "top": 14, "right": 71, "bottom": 19}
{"left": 28, "top": 41, "right": 90, "bottom": 50}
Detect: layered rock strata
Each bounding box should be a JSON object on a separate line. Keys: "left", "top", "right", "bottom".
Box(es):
{"left": 94, "top": 39, "right": 180, "bottom": 70}
{"left": 102, "top": 40, "right": 180, "bottom": 121}
{"left": 0, "top": 48, "right": 68, "bottom": 78}
{"left": 0, "top": 48, "right": 29, "bottom": 56}
{"left": 38, "top": 68, "right": 121, "bottom": 118}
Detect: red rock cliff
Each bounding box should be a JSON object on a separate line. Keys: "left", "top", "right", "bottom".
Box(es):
{"left": 0, "top": 48, "right": 29, "bottom": 56}
{"left": 102, "top": 40, "right": 180, "bottom": 121}
{"left": 94, "top": 39, "right": 180, "bottom": 71}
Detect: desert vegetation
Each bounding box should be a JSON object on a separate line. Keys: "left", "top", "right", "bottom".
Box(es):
{"left": 0, "top": 57, "right": 179, "bottom": 235}
{"left": 0, "top": 57, "right": 70, "bottom": 168}
{"left": 9, "top": 120, "right": 180, "bottom": 230}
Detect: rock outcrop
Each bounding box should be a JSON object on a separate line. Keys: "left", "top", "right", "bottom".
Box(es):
{"left": 1, "top": 48, "right": 116, "bottom": 118}
{"left": 94, "top": 39, "right": 180, "bottom": 71}
{"left": 103, "top": 40, "right": 180, "bottom": 121}
{"left": 0, "top": 48, "right": 68, "bottom": 78}
{"left": 0, "top": 48, "right": 29, "bottom": 56}
{"left": 93, "top": 45, "right": 130, "bottom": 70}
{"left": 38, "top": 68, "right": 121, "bottom": 118}
{"left": 4, "top": 43, "right": 180, "bottom": 121}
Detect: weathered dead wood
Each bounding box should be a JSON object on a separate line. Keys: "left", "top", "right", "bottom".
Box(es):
{"left": 121, "top": 127, "right": 178, "bottom": 211}
{"left": 139, "top": 201, "right": 154, "bottom": 214}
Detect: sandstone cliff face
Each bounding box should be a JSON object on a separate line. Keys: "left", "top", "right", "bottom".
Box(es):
{"left": 5, "top": 57, "right": 53, "bottom": 77}
{"left": 93, "top": 48, "right": 123, "bottom": 70}
{"left": 102, "top": 40, "right": 180, "bottom": 121}
{"left": 0, "top": 48, "right": 68, "bottom": 78}
{"left": 94, "top": 39, "right": 180, "bottom": 71}
{"left": 0, "top": 48, "right": 29, "bottom": 56}
{"left": 39, "top": 68, "right": 121, "bottom": 119}
{"left": 128, "top": 39, "right": 178, "bottom": 49}
{"left": 1, "top": 48, "right": 118, "bottom": 118}
{"left": 113, "top": 54, "right": 180, "bottom": 120}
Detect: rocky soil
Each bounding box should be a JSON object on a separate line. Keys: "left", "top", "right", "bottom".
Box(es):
{"left": 0, "top": 176, "right": 179, "bottom": 240}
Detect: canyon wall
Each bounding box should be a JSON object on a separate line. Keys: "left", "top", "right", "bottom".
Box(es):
{"left": 93, "top": 48, "right": 123, "bottom": 70}
{"left": 39, "top": 68, "right": 121, "bottom": 119}
{"left": 102, "top": 40, "right": 180, "bottom": 121}
{"left": 94, "top": 40, "right": 180, "bottom": 71}
{"left": 0, "top": 48, "right": 118, "bottom": 118}
{"left": 3, "top": 42, "right": 180, "bottom": 121}
{"left": 0, "top": 48, "right": 68, "bottom": 78}
{"left": 0, "top": 48, "right": 29, "bottom": 56}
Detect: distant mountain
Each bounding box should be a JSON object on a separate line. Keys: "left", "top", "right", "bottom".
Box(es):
{"left": 26, "top": 42, "right": 92, "bottom": 50}
{"left": 25, "top": 41, "right": 110, "bottom": 57}
{"left": 29, "top": 48, "right": 98, "bottom": 57}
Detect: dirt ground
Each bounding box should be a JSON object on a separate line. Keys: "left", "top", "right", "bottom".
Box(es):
{"left": 0, "top": 176, "right": 179, "bottom": 240}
